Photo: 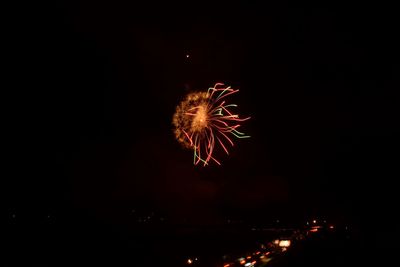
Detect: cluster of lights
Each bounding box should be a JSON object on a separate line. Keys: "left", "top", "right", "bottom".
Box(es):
{"left": 307, "top": 218, "right": 336, "bottom": 233}
{"left": 213, "top": 224, "right": 342, "bottom": 267}
{"left": 222, "top": 238, "right": 292, "bottom": 267}
{"left": 220, "top": 219, "right": 344, "bottom": 267}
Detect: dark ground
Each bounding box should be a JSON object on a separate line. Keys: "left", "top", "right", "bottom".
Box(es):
{"left": 5, "top": 220, "right": 398, "bottom": 266}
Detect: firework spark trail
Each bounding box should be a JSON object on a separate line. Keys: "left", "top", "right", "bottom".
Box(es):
{"left": 173, "top": 83, "right": 250, "bottom": 166}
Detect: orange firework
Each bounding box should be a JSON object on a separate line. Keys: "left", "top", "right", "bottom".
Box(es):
{"left": 173, "top": 83, "right": 250, "bottom": 166}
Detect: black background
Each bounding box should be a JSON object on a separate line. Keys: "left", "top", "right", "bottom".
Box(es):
{"left": 4, "top": 1, "right": 399, "bottom": 265}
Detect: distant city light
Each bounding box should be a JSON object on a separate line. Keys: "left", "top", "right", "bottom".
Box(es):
{"left": 313, "top": 220, "right": 317, "bottom": 224}
{"left": 329, "top": 225, "right": 334, "bottom": 229}
{"left": 278, "top": 240, "right": 291, "bottom": 247}
{"left": 187, "top": 259, "right": 193, "bottom": 264}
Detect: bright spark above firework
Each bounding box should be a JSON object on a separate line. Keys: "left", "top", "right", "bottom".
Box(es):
{"left": 173, "top": 83, "right": 250, "bottom": 166}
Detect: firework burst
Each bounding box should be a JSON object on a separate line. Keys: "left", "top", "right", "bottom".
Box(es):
{"left": 173, "top": 83, "right": 250, "bottom": 166}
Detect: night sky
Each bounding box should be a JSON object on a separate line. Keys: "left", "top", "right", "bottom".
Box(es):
{"left": 5, "top": 1, "right": 399, "bottom": 264}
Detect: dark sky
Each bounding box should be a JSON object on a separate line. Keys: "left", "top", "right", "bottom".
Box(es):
{"left": 5, "top": 0, "right": 399, "bottom": 238}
